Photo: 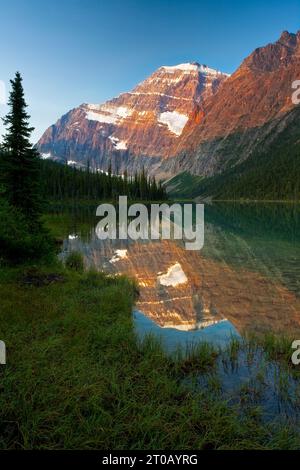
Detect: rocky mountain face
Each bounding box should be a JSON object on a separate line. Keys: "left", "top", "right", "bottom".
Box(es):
{"left": 37, "top": 31, "right": 300, "bottom": 179}
{"left": 161, "top": 30, "right": 300, "bottom": 177}
{"left": 37, "top": 63, "right": 229, "bottom": 174}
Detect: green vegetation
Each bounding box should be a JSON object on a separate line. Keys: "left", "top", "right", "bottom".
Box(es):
{"left": 42, "top": 211, "right": 94, "bottom": 241}
{"left": 65, "top": 251, "right": 85, "bottom": 273}
{"left": 197, "top": 141, "right": 300, "bottom": 201}
{"left": 0, "top": 72, "right": 166, "bottom": 262}
{"left": 245, "top": 332, "right": 300, "bottom": 374}
{"left": 0, "top": 72, "right": 54, "bottom": 263}
{"left": 166, "top": 108, "right": 300, "bottom": 201}
{"left": 1, "top": 72, "right": 299, "bottom": 450}
{"left": 164, "top": 171, "right": 204, "bottom": 199}
{"left": 40, "top": 160, "right": 167, "bottom": 202}
{"left": 1, "top": 257, "right": 300, "bottom": 449}
{"left": 0, "top": 197, "right": 53, "bottom": 263}
{"left": 0, "top": 72, "right": 43, "bottom": 224}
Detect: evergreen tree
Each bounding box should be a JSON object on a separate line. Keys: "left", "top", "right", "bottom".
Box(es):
{"left": 1, "top": 72, "right": 42, "bottom": 225}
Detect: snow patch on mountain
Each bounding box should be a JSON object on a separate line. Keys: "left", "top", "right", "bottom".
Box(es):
{"left": 158, "top": 111, "right": 189, "bottom": 136}
{"left": 86, "top": 110, "right": 118, "bottom": 124}
{"left": 161, "top": 63, "right": 231, "bottom": 77}
{"left": 37, "top": 59, "right": 230, "bottom": 166}
{"left": 198, "top": 64, "right": 231, "bottom": 77}
{"left": 109, "top": 135, "right": 127, "bottom": 150}
{"left": 157, "top": 263, "right": 188, "bottom": 287}
{"left": 115, "top": 140, "right": 127, "bottom": 150}
{"left": 109, "top": 249, "right": 128, "bottom": 263}
{"left": 86, "top": 105, "right": 133, "bottom": 125}
{"left": 162, "top": 63, "right": 199, "bottom": 72}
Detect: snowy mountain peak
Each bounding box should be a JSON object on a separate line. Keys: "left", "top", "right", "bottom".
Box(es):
{"left": 37, "top": 59, "right": 229, "bottom": 173}
{"left": 161, "top": 62, "right": 230, "bottom": 77}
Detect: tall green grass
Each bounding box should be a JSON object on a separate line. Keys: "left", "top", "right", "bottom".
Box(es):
{"left": 0, "top": 263, "right": 299, "bottom": 449}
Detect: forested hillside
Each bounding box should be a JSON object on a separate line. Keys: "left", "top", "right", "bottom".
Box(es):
{"left": 40, "top": 160, "right": 167, "bottom": 201}
{"left": 167, "top": 107, "right": 300, "bottom": 201}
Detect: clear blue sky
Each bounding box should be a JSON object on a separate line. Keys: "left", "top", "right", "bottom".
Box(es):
{"left": 0, "top": 0, "right": 299, "bottom": 142}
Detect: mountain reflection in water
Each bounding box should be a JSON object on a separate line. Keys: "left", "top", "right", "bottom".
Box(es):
{"left": 134, "top": 310, "right": 239, "bottom": 352}
{"left": 57, "top": 202, "right": 300, "bottom": 349}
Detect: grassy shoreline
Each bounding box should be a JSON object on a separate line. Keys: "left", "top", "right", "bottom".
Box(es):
{"left": 0, "top": 216, "right": 300, "bottom": 449}
{"left": 1, "top": 262, "right": 300, "bottom": 449}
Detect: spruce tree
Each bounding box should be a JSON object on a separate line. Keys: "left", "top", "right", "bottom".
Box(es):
{"left": 2, "top": 72, "right": 42, "bottom": 225}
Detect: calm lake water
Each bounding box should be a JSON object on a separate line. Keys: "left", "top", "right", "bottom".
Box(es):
{"left": 55, "top": 202, "right": 300, "bottom": 425}
{"left": 56, "top": 202, "right": 300, "bottom": 351}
